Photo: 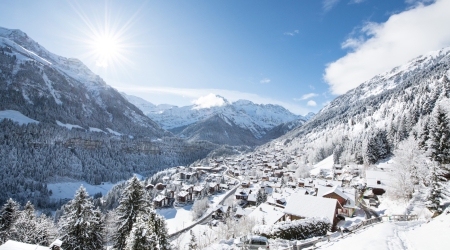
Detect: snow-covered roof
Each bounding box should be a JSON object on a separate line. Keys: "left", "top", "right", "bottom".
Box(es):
{"left": 248, "top": 203, "right": 285, "bottom": 225}
{"left": 178, "top": 191, "right": 190, "bottom": 197}
{"left": 193, "top": 185, "right": 205, "bottom": 191}
{"left": 284, "top": 194, "right": 337, "bottom": 224}
{"left": 0, "top": 240, "right": 49, "bottom": 250}
{"left": 154, "top": 195, "right": 166, "bottom": 202}
{"left": 248, "top": 193, "right": 257, "bottom": 202}
{"left": 322, "top": 185, "right": 349, "bottom": 200}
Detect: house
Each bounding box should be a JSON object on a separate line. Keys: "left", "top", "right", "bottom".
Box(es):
{"left": 248, "top": 203, "right": 285, "bottom": 225}
{"left": 366, "top": 170, "right": 391, "bottom": 195}
{"left": 155, "top": 183, "right": 166, "bottom": 191}
{"left": 214, "top": 205, "right": 231, "bottom": 218}
{"left": 146, "top": 184, "right": 154, "bottom": 190}
{"left": 177, "top": 191, "right": 192, "bottom": 203}
{"left": 193, "top": 185, "right": 205, "bottom": 196}
{"left": 235, "top": 188, "right": 249, "bottom": 200}
{"left": 153, "top": 195, "right": 169, "bottom": 208}
{"left": 219, "top": 183, "right": 229, "bottom": 190}
{"left": 283, "top": 194, "right": 341, "bottom": 231}
{"left": 208, "top": 182, "right": 220, "bottom": 194}
{"left": 181, "top": 185, "right": 194, "bottom": 194}
{"left": 247, "top": 193, "right": 257, "bottom": 206}
{"left": 241, "top": 181, "right": 250, "bottom": 188}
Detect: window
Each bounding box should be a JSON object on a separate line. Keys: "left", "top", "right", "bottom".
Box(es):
{"left": 377, "top": 180, "right": 381, "bottom": 185}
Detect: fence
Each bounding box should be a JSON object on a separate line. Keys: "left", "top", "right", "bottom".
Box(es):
{"left": 278, "top": 215, "right": 418, "bottom": 250}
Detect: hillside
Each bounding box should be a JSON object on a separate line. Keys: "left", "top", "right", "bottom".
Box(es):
{"left": 0, "top": 27, "right": 220, "bottom": 208}
{"left": 268, "top": 47, "right": 450, "bottom": 166}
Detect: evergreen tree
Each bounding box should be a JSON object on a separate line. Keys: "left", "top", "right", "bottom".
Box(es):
{"left": 0, "top": 198, "right": 19, "bottom": 244}
{"left": 114, "top": 175, "right": 150, "bottom": 250}
{"left": 429, "top": 105, "right": 450, "bottom": 164}
{"left": 10, "top": 201, "right": 40, "bottom": 245}
{"left": 125, "top": 215, "right": 158, "bottom": 250}
{"left": 426, "top": 163, "right": 448, "bottom": 213}
{"left": 59, "top": 186, "right": 104, "bottom": 250}
{"left": 188, "top": 230, "right": 197, "bottom": 250}
{"left": 148, "top": 209, "right": 170, "bottom": 250}
{"left": 418, "top": 117, "right": 430, "bottom": 150}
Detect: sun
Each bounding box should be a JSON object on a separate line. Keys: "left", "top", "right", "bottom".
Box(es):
{"left": 92, "top": 34, "right": 121, "bottom": 68}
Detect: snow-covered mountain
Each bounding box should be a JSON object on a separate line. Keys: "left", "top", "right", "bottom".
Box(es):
{"left": 265, "top": 46, "right": 450, "bottom": 166}
{"left": 122, "top": 93, "right": 312, "bottom": 139}
{"left": 0, "top": 27, "right": 220, "bottom": 207}
{"left": 0, "top": 27, "right": 169, "bottom": 138}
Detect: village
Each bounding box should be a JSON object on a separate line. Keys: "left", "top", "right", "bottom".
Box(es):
{"left": 143, "top": 141, "right": 394, "bottom": 248}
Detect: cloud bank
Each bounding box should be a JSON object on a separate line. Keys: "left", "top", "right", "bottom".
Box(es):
{"left": 324, "top": 0, "right": 450, "bottom": 95}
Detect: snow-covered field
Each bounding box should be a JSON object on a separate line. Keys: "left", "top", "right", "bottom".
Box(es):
{"left": 310, "top": 155, "right": 334, "bottom": 176}
{"left": 0, "top": 110, "right": 39, "bottom": 125}
{"left": 48, "top": 181, "right": 122, "bottom": 200}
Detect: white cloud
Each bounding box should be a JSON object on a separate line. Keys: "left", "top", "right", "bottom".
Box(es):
{"left": 192, "top": 93, "right": 226, "bottom": 109}
{"left": 307, "top": 100, "right": 317, "bottom": 107}
{"left": 350, "top": 0, "right": 366, "bottom": 3}
{"left": 284, "top": 30, "right": 299, "bottom": 36}
{"left": 260, "top": 78, "right": 271, "bottom": 84}
{"left": 323, "top": 0, "right": 340, "bottom": 12}
{"left": 113, "top": 85, "right": 311, "bottom": 115}
{"left": 324, "top": 0, "right": 450, "bottom": 95}
{"left": 294, "top": 93, "right": 319, "bottom": 101}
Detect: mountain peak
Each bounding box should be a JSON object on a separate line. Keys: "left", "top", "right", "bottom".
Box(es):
{"left": 192, "top": 93, "right": 229, "bottom": 110}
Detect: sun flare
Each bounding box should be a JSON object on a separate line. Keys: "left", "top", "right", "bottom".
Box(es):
{"left": 92, "top": 35, "right": 121, "bottom": 67}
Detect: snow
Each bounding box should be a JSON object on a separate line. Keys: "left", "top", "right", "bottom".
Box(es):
{"left": 157, "top": 205, "right": 194, "bottom": 234}
{"left": 42, "top": 73, "right": 62, "bottom": 105}
{"left": 0, "top": 240, "right": 49, "bottom": 250}
{"left": 366, "top": 170, "right": 391, "bottom": 189}
{"left": 0, "top": 110, "right": 38, "bottom": 125}
{"left": 284, "top": 194, "right": 337, "bottom": 225}
{"left": 89, "top": 127, "right": 106, "bottom": 133}
{"left": 310, "top": 155, "right": 334, "bottom": 176}
{"left": 106, "top": 128, "right": 122, "bottom": 136}
{"left": 48, "top": 181, "right": 121, "bottom": 200}
{"left": 248, "top": 203, "right": 285, "bottom": 225}
{"left": 56, "top": 120, "right": 83, "bottom": 130}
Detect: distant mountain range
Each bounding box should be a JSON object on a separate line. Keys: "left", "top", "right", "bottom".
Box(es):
{"left": 122, "top": 93, "right": 314, "bottom": 145}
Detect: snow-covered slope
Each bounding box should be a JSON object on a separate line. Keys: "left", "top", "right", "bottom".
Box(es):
{"left": 123, "top": 93, "right": 311, "bottom": 139}
{"left": 0, "top": 26, "right": 167, "bottom": 138}
{"left": 263, "top": 46, "right": 450, "bottom": 166}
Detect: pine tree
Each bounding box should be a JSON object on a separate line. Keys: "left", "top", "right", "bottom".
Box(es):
{"left": 0, "top": 198, "right": 19, "bottom": 244}
{"left": 10, "top": 201, "right": 40, "bottom": 245}
{"left": 125, "top": 215, "right": 158, "bottom": 250}
{"left": 418, "top": 117, "right": 430, "bottom": 150}
{"left": 114, "top": 175, "right": 150, "bottom": 250}
{"left": 148, "top": 209, "right": 170, "bottom": 250}
{"left": 426, "top": 163, "right": 447, "bottom": 213}
{"left": 59, "top": 186, "right": 104, "bottom": 250}
{"left": 429, "top": 105, "right": 450, "bottom": 164}
{"left": 188, "top": 230, "right": 197, "bottom": 250}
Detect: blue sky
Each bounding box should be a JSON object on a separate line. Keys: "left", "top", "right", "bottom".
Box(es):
{"left": 1, "top": 0, "right": 450, "bottom": 115}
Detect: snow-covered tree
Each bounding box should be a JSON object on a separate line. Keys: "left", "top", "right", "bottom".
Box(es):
{"left": 0, "top": 198, "right": 19, "bottom": 244}
{"left": 426, "top": 163, "right": 448, "bottom": 213}
{"left": 191, "top": 197, "right": 209, "bottom": 220}
{"left": 59, "top": 186, "right": 104, "bottom": 250}
{"left": 388, "top": 137, "right": 427, "bottom": 201}
{"left": 114, "top": 175, "right": 150, "bottom": 250}
{"left": 125, "top": 215, "right": 158, "bottom": 250}
{"left": 429, "top": 105, "right": 450, "bottom": 164}
{"left": 188, "top": 230, "right": 197, "bottom": 250}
